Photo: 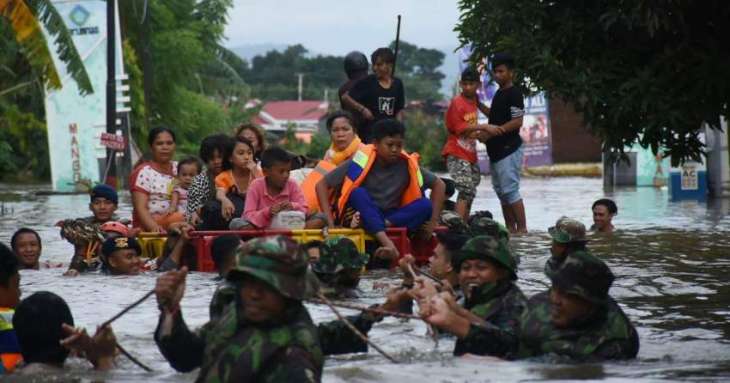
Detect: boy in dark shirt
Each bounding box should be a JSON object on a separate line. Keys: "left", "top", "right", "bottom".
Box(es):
{"left": 339, "top": 51, "right": 369, "bottom": 132}
{"left": 342, "top": 48, "right": 406, "bottom": 143}
{"left": 477, "top": 53, "right": 527, "bottom": 233}
{"left": 315, "top": 119, "right": 445, "bottom": 261}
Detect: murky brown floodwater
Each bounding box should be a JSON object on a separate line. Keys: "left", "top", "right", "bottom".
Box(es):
{"left": 1, "top": 176, "right": 729, "bottom": 382}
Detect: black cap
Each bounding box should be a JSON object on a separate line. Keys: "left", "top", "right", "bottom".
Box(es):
{"left": 461, "top": 67, "right": 481, "bottom": 82}
{"left": 101, "top": 236, "right": 141, "bottom": 258}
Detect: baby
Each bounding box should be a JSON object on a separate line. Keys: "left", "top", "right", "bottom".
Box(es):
{"left": 170, "top": 157, "right": 201, "bottom": 215}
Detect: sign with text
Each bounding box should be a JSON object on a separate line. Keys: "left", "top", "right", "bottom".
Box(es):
{"left": 100, "top": 132, "right": 125, "bottom": 150}
{"left": 680, "top": 163, "right": 699, "bottom": 190}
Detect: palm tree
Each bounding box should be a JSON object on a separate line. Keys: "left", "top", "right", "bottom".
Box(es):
{"left": 1, "top": 0, "right": 93, "bottom": 95}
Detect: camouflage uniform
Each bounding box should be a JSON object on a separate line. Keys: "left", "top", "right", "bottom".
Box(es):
{"left": 450, "top": 236, "right": 527, "bottom": 357}
{"left": 155, "top": 236, "right": 324, "bottom": 383}
{"left": 544, "top": 216, "right": 589, "bottom": 278}
{"left": 446, "top": 156, "right": 482, "bottom": 205}
{"left": 468, "top": 214, "right": 510, "bottom": 241}
{"left": 206, "top": 281, "right": 373, "bottom": 357}
{"left": 516, "top": 251, "right": 639, "bottom": 361}
{"left": 311, "top": 237, "right": 369, "bottom": 298}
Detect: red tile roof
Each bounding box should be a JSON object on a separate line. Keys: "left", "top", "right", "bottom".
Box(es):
{"left": 260, "top": 100, "right": 329, "bottom": 122}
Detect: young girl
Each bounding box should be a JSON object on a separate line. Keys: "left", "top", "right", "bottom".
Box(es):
{"left": 215, "top": 137, "right": 261, "bottom": 221}
{"left": 169, "top": 157, "right": 202, "bottom": 215}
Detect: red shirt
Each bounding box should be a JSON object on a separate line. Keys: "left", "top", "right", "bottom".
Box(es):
{"left": 442, "top": 94, "right": 479, "bottom": 163}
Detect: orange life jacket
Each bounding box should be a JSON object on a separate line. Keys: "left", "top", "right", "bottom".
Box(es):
{"left": 300, "top": 160, "right": 337, "bottom": 213}
{"left": 336, "top": 145, "right": 424, "bottom": 219}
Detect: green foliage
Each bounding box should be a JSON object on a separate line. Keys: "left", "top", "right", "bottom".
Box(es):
{"left": 0, "top": 103, "right": 50, "bottom": 179}
{"left": 389, "top": 40, "right": 445, "bottom": 102}
{"left": 306, "top": 132, "right": 331, "bottom": 159}
{"left": 403, "top": 109, "right": 446, "bottom": 171}
{"left": 166, "top": 86, "right": 231, "bottom": 157}
{"left": 119, "top": 0, "right": 242, "bottom": 155}
{"left": 456, "top": 0, "right": 730, "bottom": 164}
{"left": 244, "top": 45, "right": 344, "bottom": 102}
{"left": 242, "top": 41, "right": 448, "bottom": 102}
{"left": 122, "top": 39, "right": 147, "bottom": 143}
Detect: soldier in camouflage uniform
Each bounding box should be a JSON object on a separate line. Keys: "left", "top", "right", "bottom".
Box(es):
{"left": 154, "top": 236, "right": 324, "bottom": 382}
{"left": 419, "top": 235, "right": 527, "bottom": 357}
{"left": 467, "top": 212, "right": 510, "bottom": 241}
{"left": 516, "top": 250, "right": 640, "bottom": 361}
{"left": 309, "top": 237, "right": 369, "bottom": 298}
{"left": 545, "top": 216, "right": 589, "bottom": 278}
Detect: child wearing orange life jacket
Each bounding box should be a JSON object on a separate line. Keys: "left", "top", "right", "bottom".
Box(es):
{"left": 0, "top": 243, "right": 22, "bottom": 374}
{"left": 316, "top": 119, "right": 446, "bottom": 262}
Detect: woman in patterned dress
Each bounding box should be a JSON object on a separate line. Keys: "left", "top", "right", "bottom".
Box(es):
{"left": 129, "top": 127, "right": 183, "bottom": 232}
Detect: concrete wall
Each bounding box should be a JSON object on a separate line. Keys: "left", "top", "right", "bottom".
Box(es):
{"left": 549, "top": 98, "right": 602, "bottom": 163}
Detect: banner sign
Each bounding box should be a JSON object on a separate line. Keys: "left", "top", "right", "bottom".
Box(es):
{"left": 458, "top": 46, "right": 553, "bottom": 172}
{"left": 43, "top": 0, "right": 118, "bottom": 191}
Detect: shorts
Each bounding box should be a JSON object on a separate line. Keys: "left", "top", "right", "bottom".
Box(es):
{"left": 446, "top": 156, "right": 482, "bottom": 203}
{"left": 490, "top": 146, "right": 523, "bottom": 204}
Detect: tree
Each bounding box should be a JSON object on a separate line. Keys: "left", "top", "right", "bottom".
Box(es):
{"left": 243, "top": 44, "right": 344, "bottom": 102}
{"left": 389, "top": 40, "right": 445, "bottom": 102}
{"left": 0, "top": 0, "right": 92, "bottom": 95}
{"left": 456, "top": 0, "right": 730, "bottom": 164}
{"left": 118, "top": 0, "right": 244, "bottom": 150}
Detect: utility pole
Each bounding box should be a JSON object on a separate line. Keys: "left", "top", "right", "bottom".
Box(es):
{"left": 296, "top": 73, "right": 304, "bottom": 101}
{"left": 105, "top": 0, "right": 117, "bottom": 187}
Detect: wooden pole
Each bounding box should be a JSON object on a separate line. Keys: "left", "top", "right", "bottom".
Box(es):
{"left": 316, "top": 293, "right": 399, "bottom": 363}
{"left": 392, "top": 15, "right": 402, "bottom": 75}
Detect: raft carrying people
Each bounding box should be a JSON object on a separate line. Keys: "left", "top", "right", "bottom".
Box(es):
{"left": 0, "top": 44, "right": 643, "bottom": 381}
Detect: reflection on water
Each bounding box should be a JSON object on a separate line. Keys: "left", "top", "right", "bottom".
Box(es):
{"left": 1, "top": 177, "right": 729, "bottom": 381}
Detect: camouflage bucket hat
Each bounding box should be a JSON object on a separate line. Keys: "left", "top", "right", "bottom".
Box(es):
{"left": 452, "top": 236, "right": 518, "bottom": 280}
{"left": 468, "top": 215, "right": 510, "bottom": 241}
{"left": 548, "top": 216, "right": 588, "bottom": 244}
{"left": 440, "top": 210, "right": 469, "bottom": 234}
{"left": 311, "top": 236, "right": 369, "bottom": 275}
{"left": 227, "top": 235, "right": 320, "bottom": 300}
{"left": 549, "top": 250, "right": 614, "bottom": 304}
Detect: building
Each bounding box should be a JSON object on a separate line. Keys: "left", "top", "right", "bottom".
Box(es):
{"left": 253, "top": 100, "right": 330, "bottom": 143}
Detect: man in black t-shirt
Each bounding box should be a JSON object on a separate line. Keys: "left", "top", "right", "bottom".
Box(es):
{"left": 338, "top": 51, "right": 369, "bottom": 134}
{"left": 342, "top": 47, "right": 406, "bottom": 143}
{"left": 476, "top": 53, "right": 527, "bottom": 233}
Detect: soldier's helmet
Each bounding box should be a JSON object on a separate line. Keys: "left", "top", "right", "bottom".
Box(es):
{"left": 311, "top": 236, "right": 369, "bottom": 275}
{"left": 548, "top": 216, "right": 588, "bottom": 244}
{"left": 549, "top": 250, "right": 614, "bottom": 304}
{"left": 452, "top": 236, "right": 518, "bottom": 280}
{"left": 227, "top": 235, "right": 319, "bottom": 300}
{"left": 440, "top": 210, "right": 469, "bottom": 234}
{"left": 468, "top": 214, "right": 510, "bottom": 241}
{"left": 344, "top": 51, "right": 369, "bottom": 78}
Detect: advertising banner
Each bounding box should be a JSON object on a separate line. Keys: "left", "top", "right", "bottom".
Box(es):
{"left": 43, "top": 0, "right": 111, "bottom": 191}
{"left": 458, "top": 46, "right": 553, "bottom": 172}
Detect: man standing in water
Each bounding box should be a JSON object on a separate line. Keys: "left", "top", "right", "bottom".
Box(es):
{"left": 545, "top": 216, "right": 590, "bottom": 278}
{"left": 591, "top": 198, "right": 618, "bottom": 233}
{"left": 477, "top": 53, "right": 527, "bottom": 234}
{"left": 154, "top": 236, "right": 323, "bottom": 382}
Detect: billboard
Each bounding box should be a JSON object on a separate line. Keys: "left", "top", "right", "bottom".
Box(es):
{"left": 458, "top": 46, "right": 553, "bottom": 172}
{"left": 43, "top": 0, "right": 121, "bottom": 191}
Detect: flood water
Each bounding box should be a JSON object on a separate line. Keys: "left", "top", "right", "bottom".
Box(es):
{"left": 1, "top": 176, "right": 730, "bottom": 382}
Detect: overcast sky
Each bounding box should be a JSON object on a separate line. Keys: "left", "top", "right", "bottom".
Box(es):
{"left": 223, "top": 0, "right": 462, "bottom": 55}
